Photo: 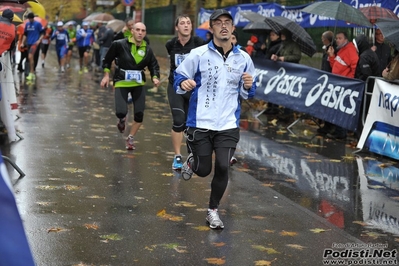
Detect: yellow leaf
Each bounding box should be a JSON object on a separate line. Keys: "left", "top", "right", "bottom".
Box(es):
{"left": 286, "top": 244, "right": 306, "bottom": 250}
{"left": 203, "top": 257, "right": 226, "bottom": 265}
{"left": 276, "top": 129, "right": 287, "bottom": 134}
{"left": 252, "top": 216, "right": 266, "bottom": 220}
{"left": 367, "top": 185, "right": 386, "bottom": 189}
{"left": 192, "top": 226, "right": 210, "bottom": 231}
{"left": 161, "top": 173, "right": 174, "bottom": 176}
{"left": 113, "top": 149, "right": 127, "bottom": 154}
{"left": 280, "top": 230, "right": 298, "bottom": 237}
{"left": 65, "top": 185, "right": 81, "bottom": 191}
{"left": 254, "top": 259, "right": 277, "bottom": 266}
{"left": 309, "top": 228, "right": 331, "bottom": 233}
{"left": 156, "top": 209, "right": 183, "bottom": 222}
{"left": 86, "top": 195, "right": 105, "bottom": 199}
{"left": 174, "top": 201, "right": 197, "bottom": 207}
{"left": 269, "top": 119, "right": 278, "bottom": 126}
{"left": 94, "top": 174, "right": 105, "bottom": 178}
{"left": 329, "top": 159, "right": 342, "bottom": 163}
{"left": 341, "top": 154, "right": 355, "bottom": 162}
{"left": 99, "top": 233, "right": 123, "bottom": 240}
{"left": 262, "top": 183, "right": 274, "bottom": 187}
{"left": 84, "top": 223, "right": 99, "bottom": 230}
{"left": 263, "top": 229, "right": 275, "bottom": 233}
{"left": 63, "top": 168, "right": 85, "bottom": 173}
{"left": 47, "top": 227, "right": 68, "bottom": 233}
{"left": 361, "top": 231, "right": 387, "bottom": 239}
{"left": 285, "top": 178, "right": 297, "bottom": 183}
{"left": 212, "top": 242, "right": 226, "bottom": 247}
{"left": 378, "top": 163, "right": 392, "bottom": 168}
{"left": 157, "top": 209, "right": 166, "bottom": 217}
{"left": 251, "top": 245, "right": 280, "bottom": 254}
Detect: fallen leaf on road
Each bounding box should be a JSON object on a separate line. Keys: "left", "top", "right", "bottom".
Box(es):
{"left": 252, "top": 216, "right": 266, "bottom": 220}
{"left": 280, "top": 230, "right": 298, "bottom": 237}
{"left": 251, "top": 245, "right": 280, "bottom": 254}
{"left": 309, "top": 228, "right": 331, "bottom": 233}
{"left": 47, "top": 227, "right": 69, "bottom": 233}
{"left": 156, "top": 209, "right": 183, "bottom": 222}
{"left": 361, "top": 231, "right": 387, "bottom": 239}
{"left": 254, "top": 258, "right": 277, "bottom": 266}
{"left": 94, "top": 174, "right": 105, "bottom": 178}
{"left": 352, "top": 221, "right": 368, "bottom": 226}
{"left": 192, "top": 226, "right": 210, "bottom": 231}
{"left": 86, "top": 195, "right": 105, "bottom": 199}
{"left": 174, "top": 201, "right": 197, "bottom": 207}
{"left": 286, "top": 244, "right": 306, "bottom": 250}
{"left": 203, "top": 257, "right": 225, "bottom": 265}
{"left": 212, "top": 242, "right": 226, "bottom": 247}
{"left": 263, "top": 229, "right": 275, "bottom": 233}
{"left": 161, "top": 173, "right": 174, "bottom": 176}
{"left": 84, "top": 223, "right": 99, "bottom": 230}
{"left": 63, "top": 168, "right": 85, "bottom": 173}
{"left": 100, "top": 233, "right": 123, "bottom": 241}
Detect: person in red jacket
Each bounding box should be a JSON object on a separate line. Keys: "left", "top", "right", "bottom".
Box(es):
{"left": 326, "top": 31, "right": 359, "bottom": 139}
{"left": 0, "top": 9, "right": 16, "bottom": 55}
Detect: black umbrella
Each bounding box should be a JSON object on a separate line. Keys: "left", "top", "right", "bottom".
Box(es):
{"left": 243, "top": 21, "right": 271, "bottom": 34}
{"left": 375, "top": 18, "right": 399, "bottom": 51}
{"left": 263, "top": 16, "right": 316, "bottom": 57}
{"left": 301, "top": 0, "right": 372, "bottom": 27}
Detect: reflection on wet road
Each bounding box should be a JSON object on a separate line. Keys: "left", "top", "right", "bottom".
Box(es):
{"left": 236, "top": 111, "right": 399, "bottom": 249}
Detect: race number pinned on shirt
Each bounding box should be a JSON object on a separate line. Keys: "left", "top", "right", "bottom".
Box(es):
{"left": 125, "top": 70, "right": 142, "bottom": 82}
{"left": 175, "top": 53, "right": 189, "bottom": 67}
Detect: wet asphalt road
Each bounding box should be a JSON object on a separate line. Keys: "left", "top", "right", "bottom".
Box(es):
{"left": 4, "top": 50, "right": 399, "bottom": 266}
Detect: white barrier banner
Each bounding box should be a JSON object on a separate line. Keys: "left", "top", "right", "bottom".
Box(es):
{"left": 0, "top": 52, "right": 18, "bottom": 142}
{"left": 357, "top": 79, "right": 399, "bottom": 160}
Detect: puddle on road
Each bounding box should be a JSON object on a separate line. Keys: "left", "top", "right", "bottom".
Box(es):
{"left": 237, "top": 113, "right": 399, "bottom": 249}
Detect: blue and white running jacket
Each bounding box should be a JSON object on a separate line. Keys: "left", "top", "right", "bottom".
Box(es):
{"left": 174, "top": 41, "right": 256, "bottom": 131}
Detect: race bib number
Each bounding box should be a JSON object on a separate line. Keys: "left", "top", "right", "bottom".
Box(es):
{"left": 125, "top": 70, "right": 142, "bottom": 82}
{"left": 42, "top": 39, "right": 49, "bottom": 44}
{"left": 175, "top": 53, "right": 189, "bottom": 66}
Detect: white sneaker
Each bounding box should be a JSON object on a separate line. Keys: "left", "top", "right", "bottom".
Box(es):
{"left": 61, "top": 67, "right": 65, "bottom": 73}
{"left": 206, "top": 209, "right": 224, "bottom": 229}
{"left": 66, "top": 64, "right": 70, "bottom": 69}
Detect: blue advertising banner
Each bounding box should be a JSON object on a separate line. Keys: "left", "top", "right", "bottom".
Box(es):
{"left": 252, "top": 58, "right": 365, "bottom": 131}
{"left": 199, "top": 0, "right": 399, "bottom": 29}
{"left": 357, "top": 79, "right": 399, "bottom": 160}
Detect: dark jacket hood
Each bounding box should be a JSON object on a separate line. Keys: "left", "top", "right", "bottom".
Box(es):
{"left": 354, "top": 34, "right": 370, "bottom": 54}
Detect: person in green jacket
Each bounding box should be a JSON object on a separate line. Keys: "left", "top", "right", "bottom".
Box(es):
{"left": 66, "top": 24, "right": 76, "bottom": 68}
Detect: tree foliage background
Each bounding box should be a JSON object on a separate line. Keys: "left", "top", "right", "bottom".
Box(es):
{"left": 38, "top": 0, "right": 311, "bottom": 21}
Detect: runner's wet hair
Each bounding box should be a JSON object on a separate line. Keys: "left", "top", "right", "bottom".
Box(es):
{"left": 175, "top": 14, "right": 191, "bottom": 26}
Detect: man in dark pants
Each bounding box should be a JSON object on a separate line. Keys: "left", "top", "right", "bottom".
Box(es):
{"left": 174, "top": 9, "right": 256, "bottom": 229}
{"left": 100, "top": 22, "right": 160, "bottom": 150}
{"left": 165, "top": 14, "right": 205, "bottom": 170}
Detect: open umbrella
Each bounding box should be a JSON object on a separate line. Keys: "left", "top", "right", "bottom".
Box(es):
{"left": 82, "top": 12, "right": 102, "bottom": 22}
{"left": 90, "top": 13, "right": 114, "bottom": 23}
{"left": 360, "top": 6, "right": 398, "bottom": 25}
{"left": 301, "top": 0, "right": 372, "bottom": 27}
{"left": 264, "top": 16, "right": 316, "bottom": 57}
{"left": 243, "top": 21, "right": 271, "bottom": 34}
{"left": 360, "top": 6, "right": 398, "bottom": 45}
{"left": 375, "top": 19, "right": 399, "bottom": 50}
{"left": 107, "top": 19, "right": 125, "bottom": 33}
{"left": 0, "top": 10, "right": 22, "bottom": 23}
{"left": 240, "top": 12, "right": 271, "bottom": 34}
{"left": 0, "top": 5, "right": 25, "bottom": 13}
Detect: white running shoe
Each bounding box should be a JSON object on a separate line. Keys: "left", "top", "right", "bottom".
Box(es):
{"left": 206, "top": 209, "right": 224, "bottom": 229}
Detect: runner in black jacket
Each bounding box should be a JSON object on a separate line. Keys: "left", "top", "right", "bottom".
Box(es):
{"left": 101, "top": 22, "right": 160, "bottom": 150}
{"left": 165, "top": 14, "right": 205, "bottom": 170}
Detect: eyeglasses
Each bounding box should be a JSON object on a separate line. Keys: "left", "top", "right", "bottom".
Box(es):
{"left": 212, "top": 20, "right": 233, "bottom": 27}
